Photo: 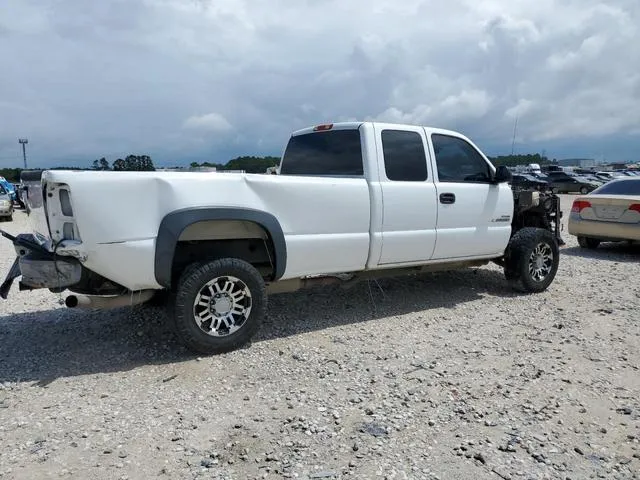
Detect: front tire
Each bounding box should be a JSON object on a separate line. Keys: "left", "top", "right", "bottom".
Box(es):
{"left": 504, "top": 227, "right": 559, "bottom": 293}
{"left": 580, "top": 186, "right": 589, "bottom": 194}
{"left": 577, "top": 236, "right": 600, "bottom": 249}
{"left": 173, "top": 258, "right": 266, "bottom": 355}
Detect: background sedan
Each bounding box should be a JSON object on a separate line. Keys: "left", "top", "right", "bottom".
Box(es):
{"left": 568, "top": 178, "right": 640, "bottom": 248}
{"left": 548, "top": 173, "right": 600, "bottom": 194}
{"left": 509, "top": 173, "right": 549, "bottom": 191}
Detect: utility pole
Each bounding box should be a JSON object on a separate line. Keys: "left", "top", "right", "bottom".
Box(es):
{"left": 18, "top": 138, "right": 28, "bottom": 169}
{"left": 510, "top": 115, "right": 518, "bottom": 156}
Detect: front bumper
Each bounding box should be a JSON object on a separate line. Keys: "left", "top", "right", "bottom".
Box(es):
{"left": 0, "top": 230, "right": 82, "bottom": 299}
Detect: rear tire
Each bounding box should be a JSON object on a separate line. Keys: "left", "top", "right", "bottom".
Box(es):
{"left": 578, "top": 236, "right": 600, "bottom": 249}
{"left": 504, "top": 227, "right": 559, "bottom": 293}
{"left": 172, "top": 258, "right": 266, "bottom": 355}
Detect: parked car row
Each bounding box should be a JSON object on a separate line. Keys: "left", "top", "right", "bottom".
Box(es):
{"left": 0, "top": 176, "right": 31, "bottom": 221}
{"left": 508, "top": 168, "right": 640, "bottom": 195}
{"left": 0, "top": 183, "right": 14, "bottom": 222}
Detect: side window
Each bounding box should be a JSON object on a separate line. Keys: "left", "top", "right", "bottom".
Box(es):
{"left": 431, "top": 134, "right": 491, "bottom": 183}
{"left": 382, "top": 130, "right": 428, "bottom": 181}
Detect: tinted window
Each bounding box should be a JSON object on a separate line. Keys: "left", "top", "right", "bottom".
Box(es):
{"left": 592, "top": 179, "right": 640, "bottom": 195}
{"left": 280, "top": 129, "right": 363, "bottom": 176}
{"left": 382, "top": 130, "right": 428, "bottom": 181}
{"left": 0, "top": 185, "right": 5, "bottom": 194}
{"left": 431, "top": 134, "right": 491, "bottom": 182}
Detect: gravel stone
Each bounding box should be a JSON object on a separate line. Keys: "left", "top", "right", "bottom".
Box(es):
{"left": 0, "top": 196, "right": 639, "bottom": 479}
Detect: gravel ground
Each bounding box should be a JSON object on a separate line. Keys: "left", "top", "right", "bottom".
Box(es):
{"left": 0, "top": 195, "right": 638, "bottom": 480}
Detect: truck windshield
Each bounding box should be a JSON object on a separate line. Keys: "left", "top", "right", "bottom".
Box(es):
{"left": 279, "top": 129, "right": 363, "bottom": 176}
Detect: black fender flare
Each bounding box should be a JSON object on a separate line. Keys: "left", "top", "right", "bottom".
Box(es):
{"left": 155, "top": 207, "right": 287, "bottom": 288}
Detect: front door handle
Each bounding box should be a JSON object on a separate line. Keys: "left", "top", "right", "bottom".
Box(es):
{"left": 439, "top": 193, "right": 456, "bottom": 204}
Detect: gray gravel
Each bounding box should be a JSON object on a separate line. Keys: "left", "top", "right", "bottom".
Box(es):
{"left": 0, "top": 195, "right": 638, "bottom": 480}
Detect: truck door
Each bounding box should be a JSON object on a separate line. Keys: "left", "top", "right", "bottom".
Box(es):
{"left": 374, "top": 124, "right": 438, "bottom": 265}
{"left": 427, "top": 132, "right": 513, "bottom": 260}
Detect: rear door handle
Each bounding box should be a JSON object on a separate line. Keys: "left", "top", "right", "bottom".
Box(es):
{"left": 439, "top": 193, "right": 456, "bottom": 204}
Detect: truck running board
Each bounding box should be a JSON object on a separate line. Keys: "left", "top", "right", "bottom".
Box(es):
{"left": 266, "top": 259, "right": 490, "bottom": 295}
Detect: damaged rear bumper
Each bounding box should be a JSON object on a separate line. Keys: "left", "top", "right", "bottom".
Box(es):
{"left": 0, "top": 230, "right": 82, "bottom": 299}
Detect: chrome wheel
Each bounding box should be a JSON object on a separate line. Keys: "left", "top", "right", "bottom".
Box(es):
{"left": 528, "top": 242, "right": 554, "bottom": 282}
{"left": 193, "top": 275, "right": 252, "bottom": 337}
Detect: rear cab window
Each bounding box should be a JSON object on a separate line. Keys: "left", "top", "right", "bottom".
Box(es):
{"left": 381, "top": 130, "right": 428, "bottom": 181}
{"left": 279, "top": 128, "right": 363, "bottom": 176}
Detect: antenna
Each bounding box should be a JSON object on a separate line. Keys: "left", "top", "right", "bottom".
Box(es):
{"left": 510, "top": 115, "right": 518, "bottom": 156}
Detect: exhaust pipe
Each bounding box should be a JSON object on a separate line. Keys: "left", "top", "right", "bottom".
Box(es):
{"left": 65, "top": 289, "right": 156, "bottom": 310}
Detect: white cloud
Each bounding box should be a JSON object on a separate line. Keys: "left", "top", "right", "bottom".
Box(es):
{"left": 0, "top": 0, "right": 638, "bottom": 166}
{"left": 183, "top": 113, "right": 233, "bottom": 132}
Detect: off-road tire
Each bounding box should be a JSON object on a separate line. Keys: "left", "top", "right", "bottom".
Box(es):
{"left": 504, "top": 227, "right": 559, "bottom": 293}
{"left": 172, "top": 258, "right": 266, "bottom": 355}
{"left": 577, "top": 236, "right": 600, "bottom": 249}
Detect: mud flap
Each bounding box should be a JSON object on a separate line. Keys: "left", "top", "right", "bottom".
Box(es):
{"left": 0, "top": 256, "right": 20, "bottom": 299}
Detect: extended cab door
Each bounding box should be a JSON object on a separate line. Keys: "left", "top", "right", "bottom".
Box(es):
{"left": 427, "top": 131, "right": 513, "bottom": 260}
{"left": 374, "top": 124, "right": 438, "bottom": 265}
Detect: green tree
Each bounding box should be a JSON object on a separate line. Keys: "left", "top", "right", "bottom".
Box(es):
{"left": 92, "top": 157, "right": 110, "bottom": 170}
{"left": 222, "top": 156, "right": 279, "bottom": 173}
{"left": 0, "top": 168, "right": 23, "bottom": 182}
{"left": 488, "top": 153, "right": 552, "bottom": 167}
{"left": 112, "top": 159, "right": 126, "bottom": 171}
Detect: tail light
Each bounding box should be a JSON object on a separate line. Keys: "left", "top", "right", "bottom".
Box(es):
{"left": 629, "top": 204, "right": 640, "bottom": 213}
{"left": 571, "top": 200, "right": 591, "bottom": 213}
{"left": 313, "top": 124, "right": 333, "bottom": 131}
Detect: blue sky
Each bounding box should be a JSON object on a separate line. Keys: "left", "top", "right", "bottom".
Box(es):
{"left": 0, "top": 0, "right": 639, "bottom": 169}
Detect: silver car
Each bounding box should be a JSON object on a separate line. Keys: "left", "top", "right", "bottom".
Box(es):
{"left": 0, "top": 185, "right": 14, "bottom": 221}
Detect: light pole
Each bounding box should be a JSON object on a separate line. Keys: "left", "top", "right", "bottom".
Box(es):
{"left": 18, "top": 138, "right": 28, "bottom": 169}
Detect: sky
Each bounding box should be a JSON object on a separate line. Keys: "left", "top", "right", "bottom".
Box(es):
{"left": 0, "top": 0, "right": 639, "bottom": 168}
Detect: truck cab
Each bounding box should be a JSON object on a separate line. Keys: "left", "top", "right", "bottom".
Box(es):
{"left": 279, "top": 122, "right": 514, "bottom": 266}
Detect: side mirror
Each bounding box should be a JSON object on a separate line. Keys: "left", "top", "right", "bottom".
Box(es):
{"left": 493, "top": 165, "right": 512, "bottom": 183}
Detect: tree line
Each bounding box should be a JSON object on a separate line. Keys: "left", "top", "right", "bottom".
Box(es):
{"left": 0, "top": 155, "right": 280, "bottom": 182}
{"left": 488, "top": 153, "right": 556, "bottom": 167}
{"left": 1, "top": 152, "right": 555, "bottom": 182}
{"left": 189, "top": 156, "right": 280, "bottom": 174}
{"left": 92, "top": 155, "right": 156, "bottom": 171}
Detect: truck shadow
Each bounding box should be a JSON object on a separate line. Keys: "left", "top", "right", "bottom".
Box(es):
{"left": 561, "top": 243, "right": 640, "bottom": 263}
{"left": 0, "top": 268, "right": 516, "bottom": 384}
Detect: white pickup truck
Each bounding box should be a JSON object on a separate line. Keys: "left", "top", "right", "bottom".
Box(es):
{"left": 1, "top": 122, "right": 563, "bottom": 354}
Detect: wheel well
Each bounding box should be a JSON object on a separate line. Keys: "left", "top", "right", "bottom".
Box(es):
{"left": 171, "top": 220, "right": 276, "bottom": 285}
{"left": 178, "top": 220, "right": 268, "bottom": 242}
